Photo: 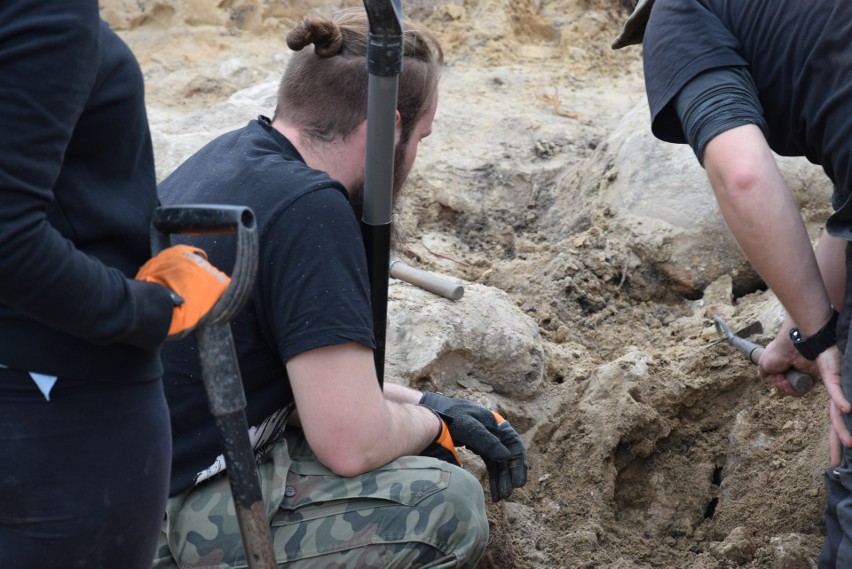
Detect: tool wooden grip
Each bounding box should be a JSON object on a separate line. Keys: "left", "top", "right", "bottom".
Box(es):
{"left": 390, "top": 260, "right": 464, "bottom": 301}
{"left": 749, "top": 346, "right": 814, "bottom": 392}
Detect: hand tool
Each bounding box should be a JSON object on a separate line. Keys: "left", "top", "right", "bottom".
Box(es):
{"left": 390, "top": 259, "right": 464, "bottom": 300}
{"left": 713, "top": 315, "right": 814, "bottom": 393}
{"left": 151, "top": 205, "right": 275, "bottom": 569}
{"left": 361, "top": 0, "right": 404, "bottom": 386}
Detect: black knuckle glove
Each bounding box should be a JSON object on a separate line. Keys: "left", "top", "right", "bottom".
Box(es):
{"left": 419, "top": 392, "right": 528, "bottom": 502}
{"left": 486, "top": 419, "right": 528, "bottom": 502}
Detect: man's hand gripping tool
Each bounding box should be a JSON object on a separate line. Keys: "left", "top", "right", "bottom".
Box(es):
{"left": 712, "top": 316, "right": 814, "bottom": 393}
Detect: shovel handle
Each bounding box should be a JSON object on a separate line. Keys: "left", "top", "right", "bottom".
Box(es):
{"left": 151, "top": 205, "right": 274, "bottom": 568}
{"left": 150, "top": 205, "right": 258, "bottom": 326}
{"left": 783, "top": 369, "right": 815, "bottom": 392}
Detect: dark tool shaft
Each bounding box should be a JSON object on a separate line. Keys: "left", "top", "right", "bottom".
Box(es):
{"left": 361, "top": 0, "right": 404, "bottom": 386}
{"left": 363, "top": 224, "right": 392, "bottom": 382}
{"left": 214, "top": 410, "right": 277, "bottom": 568}
{"left": 197, "top": 325, "right": 275, "bottom": 566}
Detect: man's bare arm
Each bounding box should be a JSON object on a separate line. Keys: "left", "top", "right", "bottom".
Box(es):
{"left": 703, "top": 124, "right": 851, "bottom": 437}
{"left": 704, "top": 125, "right": 834, "bottom": 334}
{"left": 286, "top": 342, "right": 440, "bottom": 476}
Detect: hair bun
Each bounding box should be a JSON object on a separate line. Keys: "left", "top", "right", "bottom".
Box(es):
{"left": 286, "top": 16, "right": 343, "bottom": 57}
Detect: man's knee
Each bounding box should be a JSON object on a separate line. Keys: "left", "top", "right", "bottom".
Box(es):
{"left": 445, "top": 465, "right": 490, "bottom": 562}
{"left": 272, "top": 455, "right": 489, "bottom": 567}
{"left": 412, "top": 461, "right": 489, "bottom": 565}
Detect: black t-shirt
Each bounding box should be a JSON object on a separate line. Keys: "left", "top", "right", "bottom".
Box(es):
{"left": 159, "top": 118, "right": 375, "bottom": 496}
{"left": 643, "top": 0, "right": 852, "bottom": 212}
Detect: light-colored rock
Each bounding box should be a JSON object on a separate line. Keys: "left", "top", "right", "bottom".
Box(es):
{"left": 151, "top": 79, "right": 279, "bottom": 180}
{"left": 546, "top": 99, "right": 833, "bottom": 297}
{"left": 710, "top": 526, "right": 756, "bottom": 564}
{"left": 769, "top": 533, "right": 817, "bottom": 569}
{"left": 385, "top": 281, "right": 544, "bottom": 401}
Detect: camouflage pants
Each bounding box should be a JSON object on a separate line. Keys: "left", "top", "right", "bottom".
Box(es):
{"left": 152, "top": 429, "right": 489, "bottom": 568}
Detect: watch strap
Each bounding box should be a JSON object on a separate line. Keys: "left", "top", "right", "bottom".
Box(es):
{"left": 789, "top": 308, "right": 840, "bottom": 360}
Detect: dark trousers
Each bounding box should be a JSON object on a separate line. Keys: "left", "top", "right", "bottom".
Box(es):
{"left": 820, "top": 242, "right": 852, "bottom": 568}
{"left": 0, "top": 368, "right": 171, "bottom": 569}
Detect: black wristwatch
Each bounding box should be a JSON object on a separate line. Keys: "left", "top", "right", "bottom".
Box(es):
{"left": 789, "top": 308, "right": 840, "bottom": 360}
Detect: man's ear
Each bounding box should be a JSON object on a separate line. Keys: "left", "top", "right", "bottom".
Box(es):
{"left": 394, "top": 110, "right": 402, "bottom": 143}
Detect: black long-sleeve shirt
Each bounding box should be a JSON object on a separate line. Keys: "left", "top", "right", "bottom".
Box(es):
{"left": 0, "top": 0, "right": 173, "bottom": 381}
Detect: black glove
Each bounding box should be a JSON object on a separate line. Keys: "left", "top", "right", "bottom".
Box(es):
{"left": 419, "top": 392, "right": 528, "bottom": 502}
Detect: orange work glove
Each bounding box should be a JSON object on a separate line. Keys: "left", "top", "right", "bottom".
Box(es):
{"left": 135, "top": 245, "right": 230, "bottom": 337}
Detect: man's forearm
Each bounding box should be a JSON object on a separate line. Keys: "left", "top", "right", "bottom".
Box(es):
{"left": 385, "top": 399, "right": 443, "bottom": 456}
{"left": 304, "top": 395, "right": 439, "bottom": 477}
{"left": 774, "top": 230, "right": 845, "bottom": 344}
{"left": 287, "top": 342, "right": 441, "bottom": 476}
{"left": 382, "top": 381, "right": 424, "bottom": 404}
{"left": 704, "top": 125, "right": 834, "bottom": 336}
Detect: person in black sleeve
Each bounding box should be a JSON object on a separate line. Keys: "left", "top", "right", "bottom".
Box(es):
{"left": 0, "top": 2, "right": 228, "bottom": 567}
{"left": 153, "top": 9, "right": 528, "bottom": 568}
{"left": 613, "top": 1, "right": 852, "bottom": 566}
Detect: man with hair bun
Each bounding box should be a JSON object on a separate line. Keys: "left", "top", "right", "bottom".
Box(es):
{"left": 153, "top": 8, "right": 527, "bottom": 568}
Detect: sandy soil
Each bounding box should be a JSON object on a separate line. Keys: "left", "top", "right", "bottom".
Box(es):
{"left": 107, "top": 0, "right": 833, "bottom": 567}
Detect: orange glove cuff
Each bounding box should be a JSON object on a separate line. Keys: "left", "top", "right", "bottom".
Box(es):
{"left": 436, "top": 418, "right": 461, "bottom": 465}
{"left": 136, "top": 245, "right": 230, "bottom": 337}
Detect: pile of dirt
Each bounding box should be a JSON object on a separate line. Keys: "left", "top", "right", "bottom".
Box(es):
{"left": 107, "top": 0, "right": 834, "bottom": 567}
